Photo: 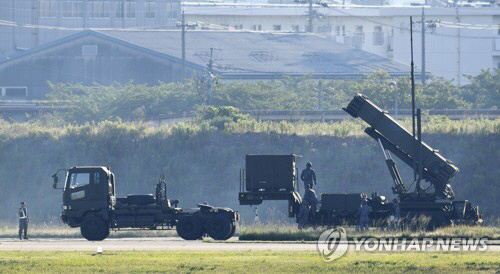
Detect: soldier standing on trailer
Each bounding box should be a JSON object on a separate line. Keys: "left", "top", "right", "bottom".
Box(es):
{"left": 18, "top": 202, "right": 29, "bottom": 240}
{"left": 300, "top": 162, "right": 316, "bottom": 189}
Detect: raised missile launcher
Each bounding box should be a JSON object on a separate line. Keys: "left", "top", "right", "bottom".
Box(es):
{"left": 238, "top": 94, "right": 482, "bottom": 229}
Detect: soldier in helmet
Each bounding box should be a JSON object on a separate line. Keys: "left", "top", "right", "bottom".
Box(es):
{"left": 300, "top": 162, "right": 316, "bottom": 189}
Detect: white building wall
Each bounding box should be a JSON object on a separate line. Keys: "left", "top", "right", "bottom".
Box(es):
{"left": 392, "top": 12, "right": 495, "bottom": 85}
{"left": 186, "top": 6, "right": 500, "bottom": 84}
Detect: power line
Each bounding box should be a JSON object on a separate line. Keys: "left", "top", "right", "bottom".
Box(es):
{"left": 2, "top": 8, "right": 499, "bottom": 41}
{"left": 329, "top": 7, "right": 499, "bottom": 40}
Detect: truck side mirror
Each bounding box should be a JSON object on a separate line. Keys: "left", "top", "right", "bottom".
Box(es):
{"left": 52, "top": 173, "right": 59, "bottom": 189}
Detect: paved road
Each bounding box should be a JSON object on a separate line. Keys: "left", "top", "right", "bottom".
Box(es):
{"left": 0, "top": 237, "right": 499, "bottom": 251}
{"left": 0, "top": 237, "right": 316, "bottom": 251}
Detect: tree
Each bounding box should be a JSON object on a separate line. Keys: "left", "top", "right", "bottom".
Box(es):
{"left": 461, "top": 69, "right": 500, "bottom": 109}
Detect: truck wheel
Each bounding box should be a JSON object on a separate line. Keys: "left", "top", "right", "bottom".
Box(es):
{"left": 427, "top": 212, "right": 452, "bottom": 230}
{"left": 206, "top": 215, "right": 233, "bottom": 240}
{"left": 176, "top": 216, "right": 203, "bottom": 240}
{"left": 81, "top": 215, "right": 109, "bottom": 241}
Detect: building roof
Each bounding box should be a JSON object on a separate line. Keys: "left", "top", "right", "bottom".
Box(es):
{"left": 1, "top": 29, "right": 410, "bottom": 80}
{"left": 101, "top": 30, "right": 410, "bottom": 79}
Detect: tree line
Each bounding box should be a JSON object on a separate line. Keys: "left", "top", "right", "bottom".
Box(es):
{"left": 45, "top": 69, "right": 500, "bottom": 124}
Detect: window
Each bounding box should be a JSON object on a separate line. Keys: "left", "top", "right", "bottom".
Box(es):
{"left": 252, "top": 25, "right": 261, "bottom": 31}
{"left": 167, "top": 2, "right": 178, "bottom": 19}
{"left": 355, "top": 25, "right": 363, "bottom": 34}
{"left": 116, "top": 1, "right": 124, "bottom": 18}
{"left": 273, "top": 25, "right": 281, "bottom": 31}
{"left": 94, "top": 172, "right": 101, "bottom": 184}
{"left": 39, "top": 0, "right": 57, "bottom": 18}
{"left": 69, "top": 173, "right": 90, "bottom": 189}
{"left": 335, "top": 26, "right": 340, "bottom": 36}
{"left": 233, "top": 24, "right": 243, "bottom": 30}
{"left": 126, "top": 0, "right": 136, "bottom": 18}
{"left": 342, "top": 25, "right": 345, "bottom": 36}
{"left": 2, "top": 87, "right": 28, "bottom": 98}
{"left": 291, "top": 25, "right": 300, "bottom": 32}
{"left": 63, "top": 1, "right": 84, "bottom": 18}
{"left": 354, "top": 25, "right": 364, "bottom": 45}
{"left": 145, "top": 1, "right": 156, "bottom": 18}
{"left": 117, "top": 0, "right": 136, "bottom": 18}
{"left": 373, "top": 26, "right": 384, "bottom": 45}
{"left": 82, "top": 45, "right": 98, "bottom": 56}
{"left": 89, "top": 1, "right": 110, "bottom": 18}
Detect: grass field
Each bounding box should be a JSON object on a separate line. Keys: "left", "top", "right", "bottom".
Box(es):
{"left": 0, "top": 250, "right": 498, "bottom": 273}
{"left": 2, "top": 223, "right": 499, "bottom": 241}
{"left": 0, "top": 223, "right": 177, "bottom": 238}
{"left": 239, "top": 224, "right": 500, "bottom": 241}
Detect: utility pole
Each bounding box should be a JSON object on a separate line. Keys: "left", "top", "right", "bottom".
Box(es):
{"left": 207, "top": 47, "right": 215, "bottom": 104}
{"left": 181, "top": 11, "right": 186, "bottom": 81}
{"left": 389, "top": 81, "right": 398, "bottom": 119}
{"left": 317, "top": 80, "right": 323, "bottom": 111}
{"left": 410, "top": 16, "right": 417, "bottom": 183}
{"left": 421, "top": 7, "right": 426, "bottom": 86}
{"left": 177, "top": 12, "right": 197, "bottom": 81}
{"left": 307, "top": 0, "right": 313, "bottom": 32}
{"left": 456, "top": 7, "right": 461, "bottom": 86}
{"left": 410, "top": 17, "right": 415, "bottom": 140}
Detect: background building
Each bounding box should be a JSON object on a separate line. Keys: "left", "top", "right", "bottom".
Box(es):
{"left": 0, "top": 30, "right": 409, "bottom": 100}
{"left": 185, "top": 4, "right": 500, "bottom": 84}
{"left": 0, "top": 0, "right": 181, "bottom": 58}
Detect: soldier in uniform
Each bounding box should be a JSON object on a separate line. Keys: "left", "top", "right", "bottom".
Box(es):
{"left": 300, "top": 162, "right": 316, "bottom": 189}
{"left": 357, "top": 199, "right": 371, "bottom": 232}
{"left": 18, "top": 202, "right": 29, "bottom": 240}
{"left": 389, "top": 198, "right": 401, "bottom": 230}
{"left": 298, "top": 185, "right": 319, "bottom": 229}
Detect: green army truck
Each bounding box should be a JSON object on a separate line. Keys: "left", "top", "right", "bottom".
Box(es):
{"left": 52, "top": 166, "right": 239, "bottom": 241}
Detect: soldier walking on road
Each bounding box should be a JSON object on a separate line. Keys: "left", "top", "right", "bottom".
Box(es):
{"left": 18, "top": 202, "right": 29, "bottom": 240}
{"left": 300, "top": 162, "right": 316, "bottom": 189}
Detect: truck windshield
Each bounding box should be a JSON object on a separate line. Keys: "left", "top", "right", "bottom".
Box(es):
{"left": 69, "top": 173, "right": 90, "bottom": 189}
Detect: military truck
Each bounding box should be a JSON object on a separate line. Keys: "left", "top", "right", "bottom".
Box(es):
{"left": 52, "top": 166, "right": 239, "bottom": 241}
{"left": 239, "top": 94, "right": 482, "bottom": 229}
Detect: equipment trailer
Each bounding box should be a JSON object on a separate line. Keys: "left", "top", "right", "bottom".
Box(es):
{"left": 53, "top": 166, "right": 239, "bottom": 241}
{"left": 238, "top": 94, "right": 482, "bottom": 229}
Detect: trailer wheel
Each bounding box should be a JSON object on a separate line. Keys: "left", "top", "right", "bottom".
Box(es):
{"left": 176, "top": 216, "right": 203, "bottom": 240}
{"left": 81, "top": 215, "right": 109, "bottom": 241}
{"left": 206, "top": 215, "right": 233, "bottom": 240}
{"left": 427, "top": 212, "right": 452, "bottom": 230}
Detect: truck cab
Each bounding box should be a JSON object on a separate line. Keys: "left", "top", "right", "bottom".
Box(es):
{"left": 54, "top": 166, "right": 239, "bottom": 241}
{"left": 59, "top": 166, "right": 115, "bottom": 227}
